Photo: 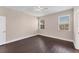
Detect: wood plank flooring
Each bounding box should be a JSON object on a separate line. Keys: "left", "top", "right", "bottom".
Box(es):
{"left": 0, "top": 35, "right": 78, "bottom": 53}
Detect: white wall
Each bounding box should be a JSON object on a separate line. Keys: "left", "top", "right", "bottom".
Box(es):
{"left": 73, "top": 7, "right": 79, "bottom": 49}
{"left": 0, "top": 7, "right": 38, "bottom": 43}
{"left": 39, "top": 9, "right": 73, "bottom": 42}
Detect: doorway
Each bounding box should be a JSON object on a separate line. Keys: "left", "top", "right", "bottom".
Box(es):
{"left": 0, "top": 16, "right": 6, "bottom": 45}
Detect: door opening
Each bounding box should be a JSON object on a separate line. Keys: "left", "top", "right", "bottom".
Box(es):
{"left": 0, "top": 16, "right": 6, "bottom": 45}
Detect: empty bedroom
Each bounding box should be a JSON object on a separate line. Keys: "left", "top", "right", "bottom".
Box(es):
{"left": 0, "top": 6, "right": 79, "bottom": 53}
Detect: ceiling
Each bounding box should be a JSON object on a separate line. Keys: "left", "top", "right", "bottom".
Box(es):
{"left": 6, "top": 6, "right": 73, "bottom": 17}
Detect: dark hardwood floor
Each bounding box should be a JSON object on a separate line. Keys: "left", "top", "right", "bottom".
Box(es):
{"left": 0, "top": 35, "right": 79, "bottom": 53}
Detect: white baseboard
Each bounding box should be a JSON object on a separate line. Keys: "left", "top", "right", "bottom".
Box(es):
{"left": 39, "top": 34, "right": 73, "bottom": 42}
{"left": 2, "top": 34, "right": 37, "bottom": 45}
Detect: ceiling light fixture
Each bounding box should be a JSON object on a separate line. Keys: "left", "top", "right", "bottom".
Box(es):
{"left": 34, "top": 6, "right": 48, "bottom": 12}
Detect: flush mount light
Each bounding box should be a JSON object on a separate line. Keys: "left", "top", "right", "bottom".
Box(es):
{"left": 34, "top": 6, "right": 48, "bottom": 12}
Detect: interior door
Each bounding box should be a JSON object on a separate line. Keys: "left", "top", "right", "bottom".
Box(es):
{"left": 0, "top": 16, "right": 6, "bottom": 45}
